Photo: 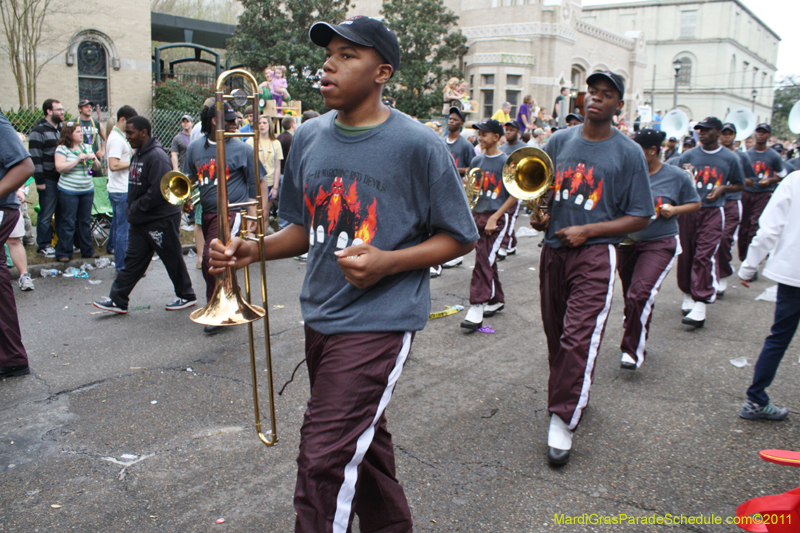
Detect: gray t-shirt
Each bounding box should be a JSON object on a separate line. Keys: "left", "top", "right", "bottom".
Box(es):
{"left": 628, "top": 163, "right": 700, "bottom": 242}
{"left": 726, "top": 149, "right": 753, "bottom": 201}
{"left": 785, "top": 157, "right": 800, "bottom": 172}
{"left": 444, "top": 134, "right": 475, "bottom": 170}
{"left": 746, "top": 147, "right": 785, "bottom": 193}
{"left": 280, "top": 109, "right": 479, "bottom": 335}
{"left": 183, "top": 137, "right": 264, "bottom": 214}
{"left": 543, "top": 126, "right": 655, "bottom": 249}
{"left": 500, "top": 139, "right": 525, "bottom": 156}
{"left": 671, "top": 146, "right": 745, "bottom": 208}
{"left": 468, "top": 152, "right": 510, "bottom": 214}
{"left": 0, "top": 111, "right": 31, "bottom": 209}
{"left": 171, "top": 131, "right": 190, "bottom": 171}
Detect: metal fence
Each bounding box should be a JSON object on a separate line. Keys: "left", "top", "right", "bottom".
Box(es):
{"left": 0, "top": 105, "right": 200, "bottom": 151}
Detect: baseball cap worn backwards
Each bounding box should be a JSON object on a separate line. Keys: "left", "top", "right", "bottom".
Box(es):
{"left": 309, "top": 16, "right": 400, "bottom": 78}
{"left": 633, "top": 128, "right": 666, "bottom": 149}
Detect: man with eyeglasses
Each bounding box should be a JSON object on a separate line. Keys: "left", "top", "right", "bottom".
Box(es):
{"left": 28, "top": 98, "right": 64, "bottom": 257}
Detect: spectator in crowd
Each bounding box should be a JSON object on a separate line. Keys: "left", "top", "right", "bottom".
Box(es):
{"left": 517, "top": 95, "right": 534, "bottom": 132}
{"left": 744, "top": 135, "right": 755, "bottom": 151}
{"left": 53, "top": 122, "right": 100, "bottom": 262}
{"left": 14, "top": 133, "right": 35, "bottom": 248}
{"left": 277, "top": 116, "right": 296, "bottom": 176}
{"left": 301, "top": 110, "right": 320, "bottom": 123}
{"left": 492, "top": 102, "right": 512, "bottom": 124}
{"left": 78, "top": 99, "right": 106, "bottom": 164}
{"left": 94, "top": 116, "right": 197, "bottom": 314}
{"left": 29, "top": 98, "right": 64, "bottom": 258}
{"left": 170, "top": 115, "right": 193, "bottom": 172}
{"left": 106, "top": 105, "right": 138, "bottom": 273}
{"left": 652, "top": 109, "right": 662, "bottom": 131}
{"left": 246, "top": 115, "right": 283, "bottom": 217}
{"left": 552, "top": 87, "right": 569, "bottom": 121}
{"left": 738, "top": 171, "right": 800, "bottom": 421}
{"left": 443, "top": 77, "right": 462, "bottom": 105}
{"left": 528, "top": 128, "right": 546, "bottom": 149}
{"left": 239, "top": 106, "right": 254, "bottom": 134}
{"left": 7, "top": 185, "right": 34, "bottom": 291}
{"left": 0, "top": 110, "right": 35, "bottom": 378}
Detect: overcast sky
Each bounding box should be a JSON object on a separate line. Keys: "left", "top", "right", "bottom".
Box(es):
{"left": 582, "top": 0, "right": 798, "bottom": 80}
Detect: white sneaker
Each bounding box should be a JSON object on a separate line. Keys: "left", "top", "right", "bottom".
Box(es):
{"left": 430, "top": 266, "right": 442, "bottom": 277}
{"left": 18, "top": 273, "right": 34, "bottom": 291}
{"left": 460, "top": 303, "right": 484, "bottom": 330}
{"left": 498, "top": 248, "right": 508, "bottom": 260}
{"left": 39, "top": 246, "right": 56, "bottom": 258}
{"left": 682, "top": 301, "right": 706, "bottom": 327}
{"left": 484, "top": 302, "right": 504, "bottom": 316}
{"left": 506, "top": 246, "right": 517, "bottom": 255}
{"left": 681, "top": 293, "right": 694, "bottom": 316}
{"left": 717, "top": 277, "right": 728, "bottom": 295}
{"left": 620, "top": 352, "right": 636, "bottom": 370}
{"left": 547, "top": 414, "right": 573, "bottom": 450}
{"left": 443, "top": 256, "right": 463, "bottom": 268}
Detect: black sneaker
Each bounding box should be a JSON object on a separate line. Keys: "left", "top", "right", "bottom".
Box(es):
{"left": 165, "top": 298, "right": 197, "bottom": 311}
{"left": 93, "top": 297, "right": 128, "bottom": 314}
{"left": 0, "top": 365, "right": 30, "bottom": 378}
{"left": 204, "top": 325, "right": 225, "bottom": 335}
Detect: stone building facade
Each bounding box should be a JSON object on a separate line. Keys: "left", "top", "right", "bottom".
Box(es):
{"left": 0, "top": 0, "right": 152, "bottom": 115}
{"left": 581, "top": 0, "right": 778, "bottom": 123}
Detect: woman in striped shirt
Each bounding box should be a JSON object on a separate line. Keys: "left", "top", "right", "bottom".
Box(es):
{"left": 54, "top": 122, "right": 100, "bottom": 261}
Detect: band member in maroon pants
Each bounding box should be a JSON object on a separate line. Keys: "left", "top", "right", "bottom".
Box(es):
{"left": 617, "top": 129, "right": 700, "bottom": 370}
{"left": 715, "top": 122, "right": 754, "bottom": 295}
{"left": 669, "top": 117, "right": 745, "bottom": 327}
{"left": 531, "top": 71, "right": 654, "bottom": 466}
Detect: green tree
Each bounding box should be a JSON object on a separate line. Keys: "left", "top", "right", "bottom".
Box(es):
{"left": 153, "top": 78, "right": 210, "bottom": 111}
{"left": 381, "top": 0, "right": 467, "bottom": 118}
{"left": 771, "top": 75, "right": 800, "bottom": 142}
{"left": 227, "top": 0, "right": 352, "bottom": 113}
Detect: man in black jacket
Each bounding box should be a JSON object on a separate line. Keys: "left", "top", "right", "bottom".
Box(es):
{"left": 93, "top": 116, "right": 196, "bottom": 314}
{"left": 28, "top": 98, "right": 63, "bottom": 257}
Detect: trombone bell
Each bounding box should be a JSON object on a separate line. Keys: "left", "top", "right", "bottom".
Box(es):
{"left": 160, "top": 171, "right": 198, "bottom": 206}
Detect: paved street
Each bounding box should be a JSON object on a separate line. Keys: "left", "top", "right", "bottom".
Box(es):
{"left": 1, "top": 222, "right": 798, "bottom": 532}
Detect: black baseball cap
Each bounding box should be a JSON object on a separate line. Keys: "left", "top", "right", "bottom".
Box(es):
{"left": 504, "top": 121, "right": 520, "bottom": 130}
{"left": 694, "top": 116, "right": 723, "bottom": 130}
{"left": 309, "top": 16, "right": 400, "bottom": 78}
{"left": 755, "top": 123, "right": 771, "bottom": 133}
{"left": 682, "top": 136, "right": 696, "bottom": 147}
{"left": 203, "top": 101, "right": 237, "bottom": 121}
{"left": 633, "top": 129, "right": 666, "bottom": 149}
{"left": 721, "top": 122, "right": 737, "bottom": 134}
{"left": 78, "top": 99, "right": 94, "bottom": 108}
{"left": 771, "top": 142, "right": 784, "bottom": 152}
{"left": 448, "top": 106, "right": 466, "bottom": 122}
{"left": 472, "top": 119, "right": 504, "bottom": 135}
{"left": 668, "top": 136, "right": 679, "bottom": 142}
{"left": 565, "top": 112, "right": 584, "bottom": 123}
{"left": 586, "top": 70, "right": 625, "bottom": 98}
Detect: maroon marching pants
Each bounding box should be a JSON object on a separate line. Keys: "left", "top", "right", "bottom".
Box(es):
{"left": 500, "top": 201, "right": 521, "bottom": 249}
{"left": 616, "top": 236, "right": 680, "bottom": 367}
{"left": 677, "top": 207, "right": 723, "bottom": 303}
{"left": 469, "top": 212, "right": 508, "bottom": 305}
{"left": 737, "top": 191, "right": 771, "bottom": 261}
{"left": 201, "top": 211, "right": 240, "bottom": 303}
{"left": 539, "top": 243, "right": 616, "bottom": 430}
{"left": 294, "top": 326, "right": 414, "bottom": 533}
{"left": 0, "top": 208, "right": 28, "bottom": 368}
{"left": 716, "top": 199, "right": 741, "bottom": 280}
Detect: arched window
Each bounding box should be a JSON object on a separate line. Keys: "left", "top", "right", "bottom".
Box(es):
{"left": 677, "top": 56, "right": 692, "bottom": 86}
{"left": 571, "top": 66, "right": 584, "bottom": 90}
{"left": 78, "top": 41, "right": 108, "bottom": 109}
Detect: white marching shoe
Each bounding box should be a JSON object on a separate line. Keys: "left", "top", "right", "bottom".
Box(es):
{"left": 620, "top": 352, "right": 637, "bottom": 370}
{"left": 681, "top": 293, "right": 694, "bottom": 316}
{"left": 717, "top": 277, "right": 728, "bottom": 297}
{"left": 682, "top": 301, "right": 706, "bottom": 328}
{"left": 461, "top": 303, "right": 484, "bottom": 331}
{"left": 547, "top": 414, "right": 573, "bottom": 466}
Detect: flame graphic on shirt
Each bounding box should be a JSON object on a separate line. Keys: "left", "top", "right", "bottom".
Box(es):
{"left": 555, "top": 163, "right": 603, "bottom": 210}
{"left": 693, "top": 166, "right": 723, "bottom": 190}
{"left": 654, "top": 195, "right": 663, "bottom": 217}
{"left": 196, "top": 159, "right": 231, "bottom": 186}
{"left": 304, "top": 176, "right": 379, "bottom": 248}
{"left": 752, "top": 160, "right": 770, "bottom": 179}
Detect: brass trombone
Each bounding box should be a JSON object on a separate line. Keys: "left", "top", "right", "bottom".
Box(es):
{"left": 162, "top": 69, "right": 278, "bottom": 447}
{"left": 502, "top": 146, "right": 554, "bottom": 221}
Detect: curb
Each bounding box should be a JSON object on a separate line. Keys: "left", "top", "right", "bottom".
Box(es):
{"left": 9, "top": 244, "right": 195, "bottom": 280}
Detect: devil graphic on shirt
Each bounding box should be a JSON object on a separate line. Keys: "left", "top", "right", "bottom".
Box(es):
{"left": 304, "top": 176, "right": 378, "bottom": 250}
{"left": 553, "top": 163, "right": 604, "bottom": 210}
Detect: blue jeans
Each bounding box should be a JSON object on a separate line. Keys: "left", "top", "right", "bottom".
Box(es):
{"left": 56, "top": 189, "right": 95, "bottom": 259}
{"left": 747, "top": 283, "right": 800, "bottom": 405}
{"left": 36, "top": 180, "right": 59, "bottom": 251}
{"left": 108, "top": 192, "right": 128, "bottom": 272}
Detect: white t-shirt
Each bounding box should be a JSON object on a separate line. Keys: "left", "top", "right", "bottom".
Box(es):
{"left": 190, "top": 122, "right": 203, "bottom": 144}
{"left": 106, "top": 127, "right": 131, "bottom": 193}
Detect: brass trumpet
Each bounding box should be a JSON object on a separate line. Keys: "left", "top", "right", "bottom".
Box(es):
{"left": 502, "top": 146, "right": 554, "bottom": 221}
{"left": 184, "top": 69, "right": 278, "bottom": 448}
{"left": 464, "top": 167, "right": 483, "bottom": 209}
